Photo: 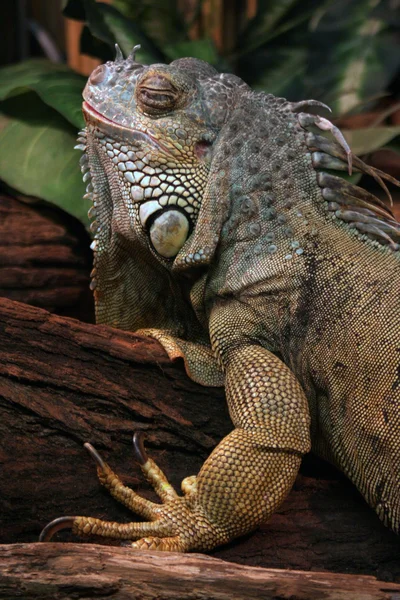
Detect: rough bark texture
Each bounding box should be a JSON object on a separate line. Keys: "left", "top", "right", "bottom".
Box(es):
{"left": 0, "top": 193, "right": 93, "bottom": 321}
{"left": 1, "top": 543, "right": 400, "bottom": 600}
{"left": 0, "top": 296, "right": 400, "bottom": 584}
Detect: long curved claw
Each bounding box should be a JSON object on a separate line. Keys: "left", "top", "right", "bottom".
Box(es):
{"left": 41, "top": 515, "right": 175, "bottom": 542}
{"left": 133, "top": 432, "right": 148, "bottom": 465}
{"left": 84, "top": 442, "right": 107, "bottom": 469}
{"left": 83, "top": 441, "right": 159, "bottom": 519}
{"left": 39, "top": 516, "right": 76, "bottom": 542}
{"left": 38, "top": 438, "right": 188, "bottom": 548}
{"left": 132, "top": 433, "right": 179, "bottom": 502}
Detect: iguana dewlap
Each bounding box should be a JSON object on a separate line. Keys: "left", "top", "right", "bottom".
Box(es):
{"left": 40, "top": 46, "right": 400, "bottom": 552}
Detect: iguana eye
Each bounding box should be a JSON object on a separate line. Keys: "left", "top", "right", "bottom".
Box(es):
{"left": 136, "top": 74, "right": 179, "bottom": 114}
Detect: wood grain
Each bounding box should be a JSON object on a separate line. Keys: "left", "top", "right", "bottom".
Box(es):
{"left": 1, "top": 543, "right": 400, "bottom": 600}
{"left": 0, "top": 194, "right": 93, "bottom": 320}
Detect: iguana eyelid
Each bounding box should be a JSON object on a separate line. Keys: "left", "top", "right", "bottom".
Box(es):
{"left": 138, "top": 88, "right": 177, "bottom": 110}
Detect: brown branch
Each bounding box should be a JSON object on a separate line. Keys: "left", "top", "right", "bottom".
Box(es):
{"left": 1, "top": 543, "right": 400, "bottom": 600}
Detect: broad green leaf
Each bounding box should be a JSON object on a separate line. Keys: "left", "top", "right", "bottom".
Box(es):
{"left": 237, "top": 0, "right": 314, "bottom": 56}
{"left": 342, "top": 126, "right": 400, "bottom": 155}
{"left": 64, "top": 0, "right": 164, "bottom": 63}
{"left": 239, "top": 0, "right": 299, "bottom": 48}
{"left": 0, "top": 60, "right": 85, "bottom": 129}
{"left": 306, "top": 0, "right": 400, "bottom": 115}
{"left": 80, "top": 24, "right": 114, "bottom": 62}
{"left": 83, "top": 0, "right": 116, "bottom": 47}
{"left": 81, "top": 0, "right": 163, "bottom": 64}
{"left": 100, "top": 4, "right": 163, "bottom": 63}
{"left": 241, "top": 47, "right": 307, "bottom": 99}
{"left": 109, "top": 0, "right": 141, "bottom": 20}
{"left": 114, "top": 0, "right": 188, "bottom": 48}
{"left": 164, "top": 39, "right": 220, "bottom": 66}
{"left": 0, "top": 93, "right": 87, "bottom": 225}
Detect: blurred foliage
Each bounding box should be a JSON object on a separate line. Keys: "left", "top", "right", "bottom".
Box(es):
{"left": 0, "top": 94, "right": 87, "bottom": 223}
{"left": 0, "top": 0, "right": 399, "bottom": 225}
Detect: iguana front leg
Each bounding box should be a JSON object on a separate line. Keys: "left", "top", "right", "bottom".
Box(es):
{"left": 40, "top": 309, "right": 310, "bottom": 552}
{"left": 194, "top": 305, "right": 311, "bottom": 544}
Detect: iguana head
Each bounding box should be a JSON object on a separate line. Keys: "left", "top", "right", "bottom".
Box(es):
{"left": 81, "top": 46, "right": 247, "bottom": 264}
{"left": 78, "top": 48, "right": 399, "bottom": 332}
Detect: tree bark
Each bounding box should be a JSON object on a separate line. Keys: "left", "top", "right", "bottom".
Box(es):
{"left": 1, "top": 543, "right": 400, "bottom": 600}
{"left": 0, "top": 296, "right": 400, "bottom": 583}
{"left": 0, "top": 193, "right": 93, "bottom": 321}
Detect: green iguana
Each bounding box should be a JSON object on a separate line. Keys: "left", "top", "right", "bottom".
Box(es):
{"left": 40, "top": 46, "right": 400, "bottom": 552}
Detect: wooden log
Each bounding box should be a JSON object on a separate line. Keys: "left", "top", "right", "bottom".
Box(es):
{"left": 0, "top": 296, "right": 399, "bottom": 581}
{"left": 0, "top": 194, "right": 93, "bottom": 320}
{"left": 1, "top": 543, "right": 400, "bottom": 600}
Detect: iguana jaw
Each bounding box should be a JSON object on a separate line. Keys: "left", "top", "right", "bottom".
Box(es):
{"left": 81, "top": 107, "right": 213, "bottom": 261}
{"left": 83, "top": 101, "right": 183, "bottom": 159}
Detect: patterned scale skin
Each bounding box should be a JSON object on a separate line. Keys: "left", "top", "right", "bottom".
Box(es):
{"left": 40, "top": 49, "right": 400, "bottom": 552}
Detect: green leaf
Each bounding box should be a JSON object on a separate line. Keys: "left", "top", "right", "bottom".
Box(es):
{"left": 80, "top": 24, "right": 114, "bottom": 62}
{"left": 0, "top": 60, "right": 86, "bottom": 129}
{"left": 239, "top": 47, "right": 307, "bottom": 98}
{"left": 64, "top": 0, "right": 164, "bottom": 63}
{"left": 0, "top": 93, "right": 87, "bottom": 225}
{"left": 81, "top": 0, "right": 163, "bottom": 64}
{"left": 306, "top": 0, "right": 400, "bottom": 115}
{"left": 164, "top": 38, "right": 220, "bottom": 65}
{"left": 114, "top": 0, "right": 188, "bottom": 48}
{"left": 101, "top": 4, "right": 163, "bottom": 62}
{"left": 83, "top": 0, "right": 116, "bottom": 47}
{"left": 238, "top": 0, "right": 310, "bottom": 55}
{"left": 342, "top": 126, "right": 400, "bottom": 155}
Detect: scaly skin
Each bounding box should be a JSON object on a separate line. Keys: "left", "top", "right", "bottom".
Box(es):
{"left": 41, "top": 49, "right": 400, "bottom": 551}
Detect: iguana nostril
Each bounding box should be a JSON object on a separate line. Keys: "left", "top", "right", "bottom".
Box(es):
{"left": 90, "top": 65, "right": 108, "bottom": 85}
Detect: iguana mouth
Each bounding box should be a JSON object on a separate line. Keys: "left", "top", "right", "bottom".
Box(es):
{"left": 83, "top": 101, "right": 174, "bottom": 157}
{"left": 83, "top": 102, "right": 115, "bottom": 125}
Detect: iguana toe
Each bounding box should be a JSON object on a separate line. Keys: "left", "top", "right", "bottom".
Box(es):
{"left": 39, "top": 437, "right": 229, "bottom": 552}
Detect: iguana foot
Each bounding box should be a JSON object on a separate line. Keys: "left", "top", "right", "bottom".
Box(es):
{"left": 39, "top": 434, "right": 229, "bottom": 552}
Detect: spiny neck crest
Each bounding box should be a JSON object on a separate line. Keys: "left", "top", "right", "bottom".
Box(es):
{"left": 296, "top": 105, "right": 400, "bottom": 252}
